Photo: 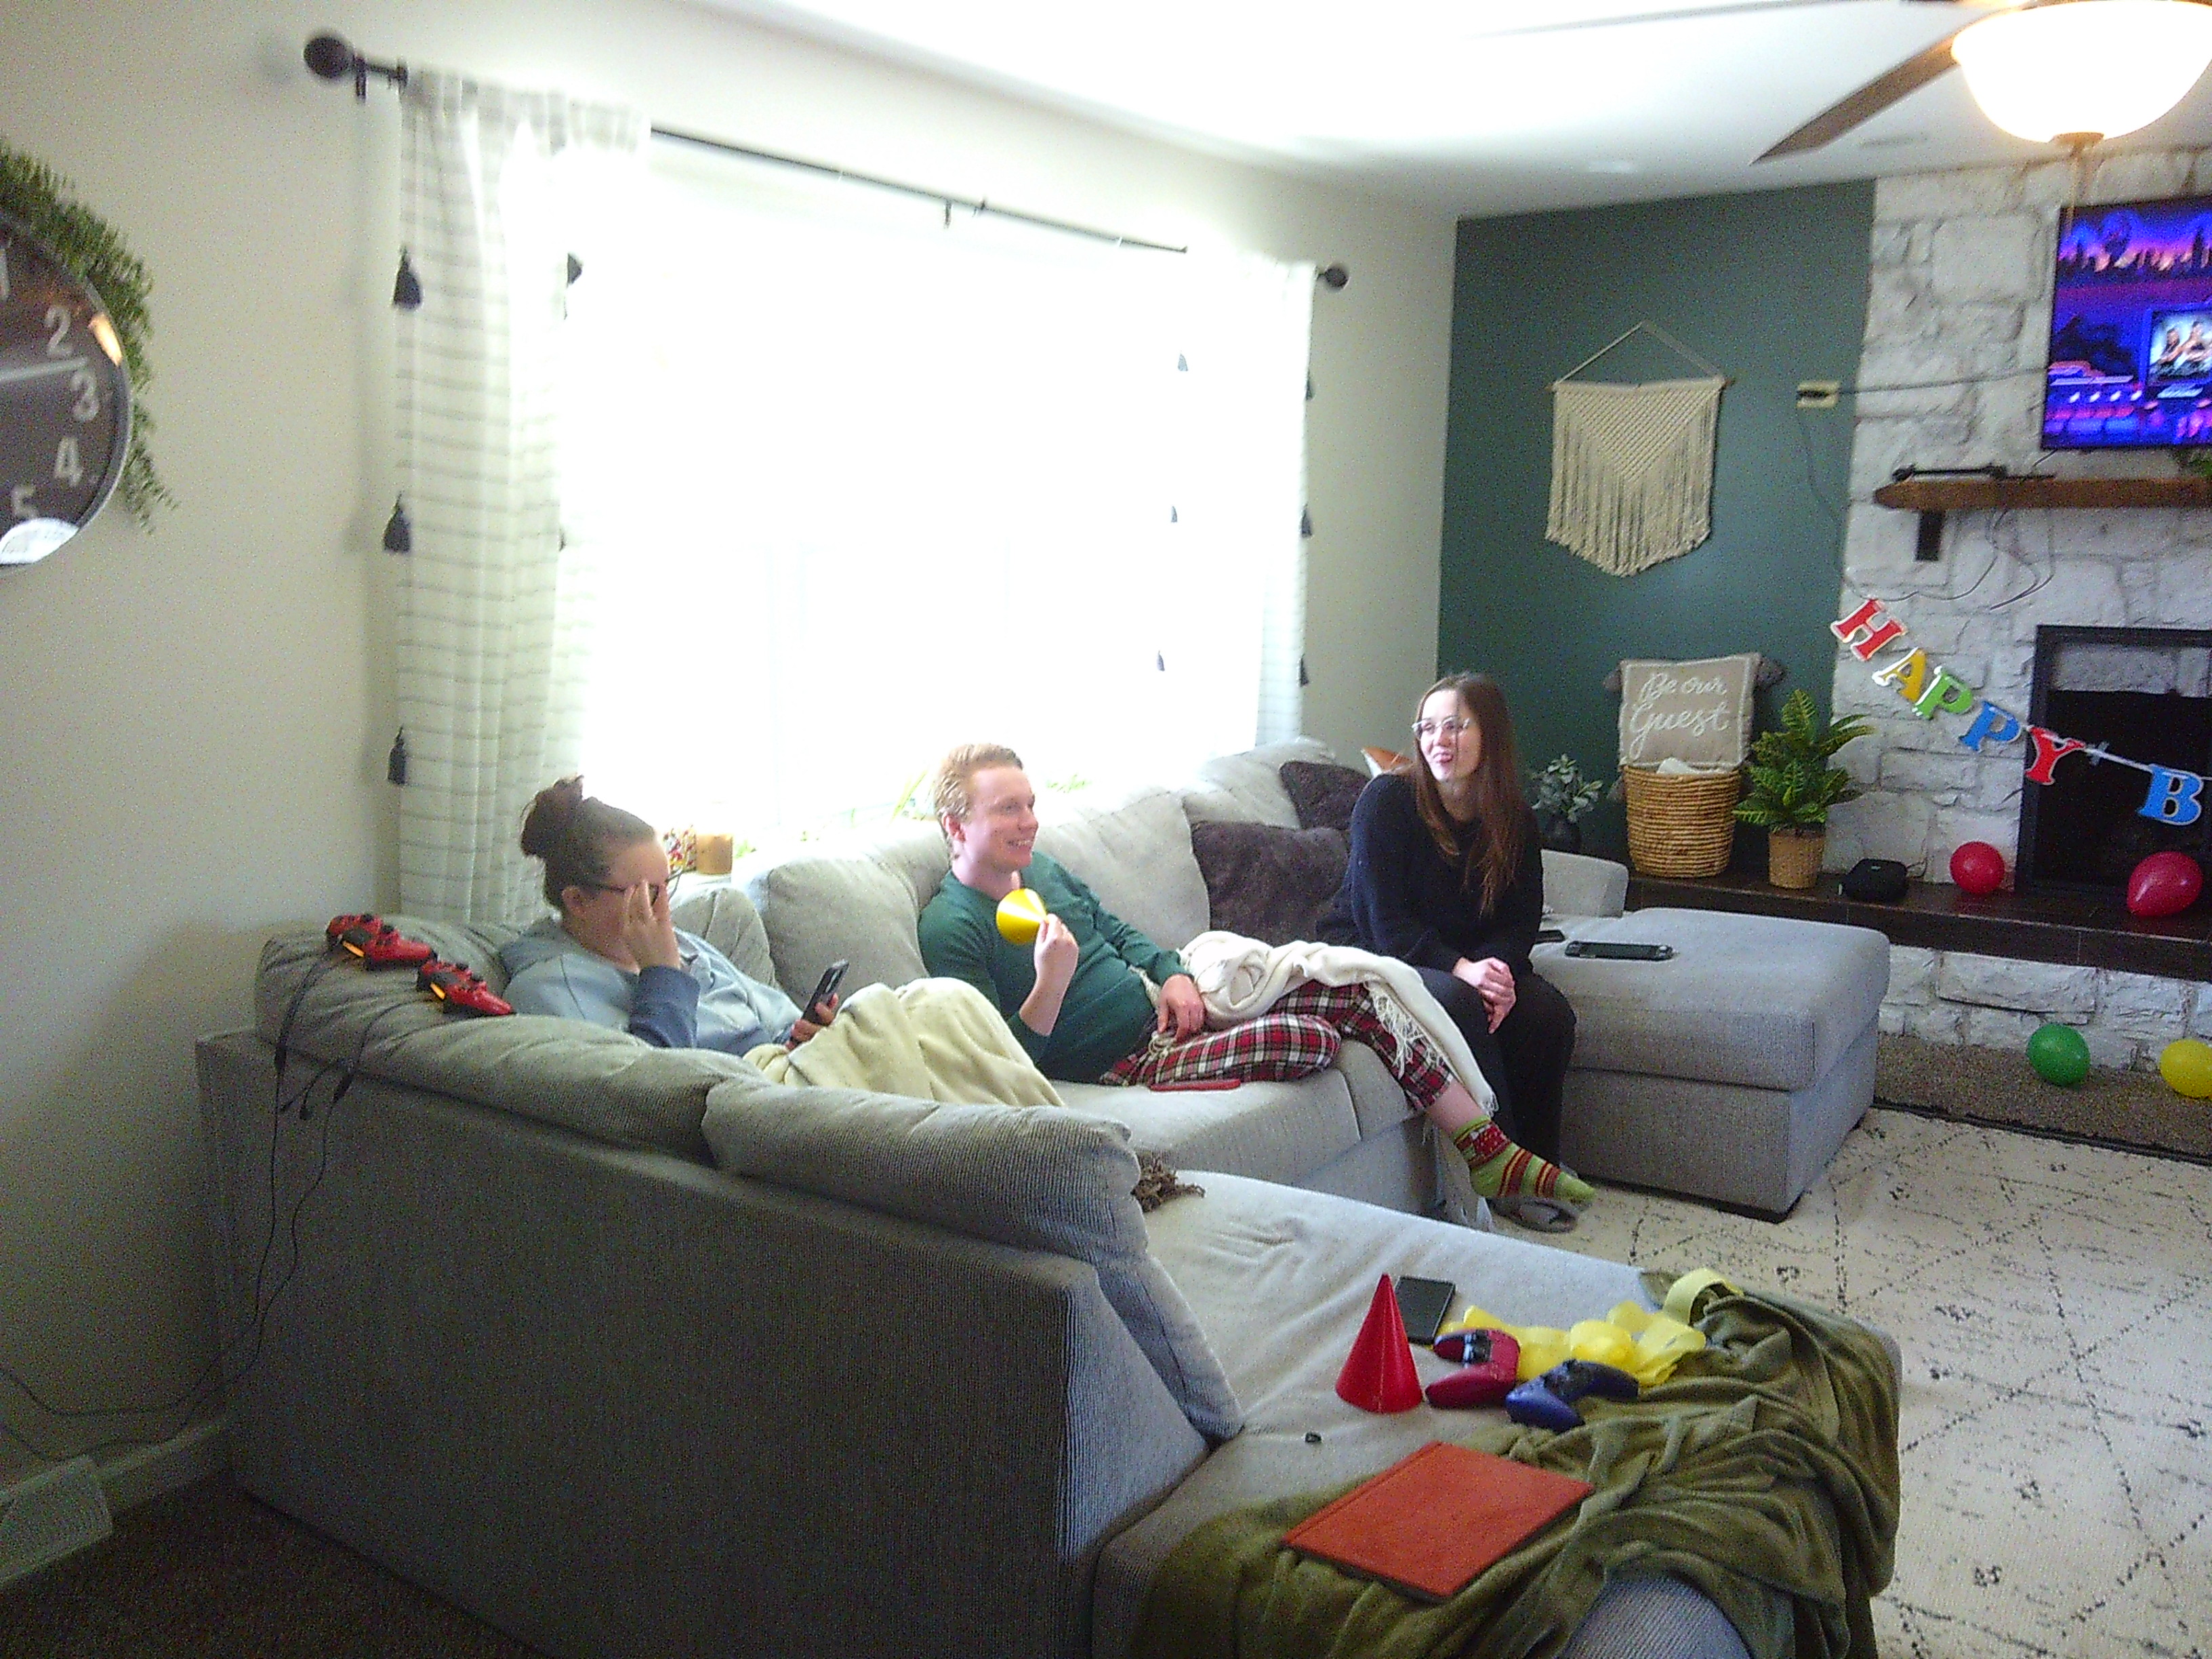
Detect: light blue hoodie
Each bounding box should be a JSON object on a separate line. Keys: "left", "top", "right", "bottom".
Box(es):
{"left": 499, "top": 918, "right": 801, "bottom": 1054}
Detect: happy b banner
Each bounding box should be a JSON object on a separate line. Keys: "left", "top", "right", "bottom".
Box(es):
{"left": 1831, "top": 597, "right": 2205, "bottom": 827}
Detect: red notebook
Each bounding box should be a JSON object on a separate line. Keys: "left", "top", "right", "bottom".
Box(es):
{"left": 1283, "top": 1441, "right": 1593, "bottom": 1603}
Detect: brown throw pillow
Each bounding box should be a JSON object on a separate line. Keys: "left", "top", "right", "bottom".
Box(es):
{"left": 1189, "top": 821, "right": 1349, "bottom": 945}
{"left": 1279, "top": 760, "right": 1369, "bottom": 834}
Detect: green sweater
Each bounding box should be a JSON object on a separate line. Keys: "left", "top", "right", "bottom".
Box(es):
{"left": 918, "top": 853, "right": 1187, "bottom": 1082}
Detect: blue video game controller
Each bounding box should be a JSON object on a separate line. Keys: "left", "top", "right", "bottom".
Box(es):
{"left": 1504, "top": 1359, "right": 1641, "bottom": 1431}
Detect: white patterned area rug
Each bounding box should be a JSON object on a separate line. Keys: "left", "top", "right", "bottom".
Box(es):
{"left": 1546, "top": 1107, "right": 2212, "bottom": 1658}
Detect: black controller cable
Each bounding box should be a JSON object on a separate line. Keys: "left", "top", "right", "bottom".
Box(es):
{"left": 0, "top": 947, "right": 428, "bottom": 1462}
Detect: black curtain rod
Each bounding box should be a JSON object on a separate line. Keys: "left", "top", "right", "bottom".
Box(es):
{"left": 304, "top": 32, "right": 1189, "bottom": 257}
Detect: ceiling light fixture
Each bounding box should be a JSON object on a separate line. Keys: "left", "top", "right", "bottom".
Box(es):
{"left": 1950, "top": 0, "right": 2212, "bottom": 146}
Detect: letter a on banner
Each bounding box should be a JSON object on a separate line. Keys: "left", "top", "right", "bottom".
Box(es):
{"left": 1872, "top": 649, "right": 1931, "bottom": 704}
{"left": 2140, "top": 768, "right": 2206, "bottom": 825}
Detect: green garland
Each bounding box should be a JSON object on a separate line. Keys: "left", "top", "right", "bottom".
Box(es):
{"left": 0, "top": 141, "right": 171, "bottom": 527}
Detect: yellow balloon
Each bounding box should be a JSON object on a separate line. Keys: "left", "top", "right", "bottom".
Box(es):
{"left": 996, "top": 886, "right": 1050, "bottom": 945}
{"left": 2159, "top": 1038, "right": 2212, "bottom": 1099}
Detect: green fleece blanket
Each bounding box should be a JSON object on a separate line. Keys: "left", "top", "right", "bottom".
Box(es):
{"left": 1133, "top": 1288, "right": 1898, "bottom": 1659}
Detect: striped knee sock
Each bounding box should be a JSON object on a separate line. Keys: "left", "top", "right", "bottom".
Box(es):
{"left": 1452, "top": 1119, "right": 1593, "bottom": 1207}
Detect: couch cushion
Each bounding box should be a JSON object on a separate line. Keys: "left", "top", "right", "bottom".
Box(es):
{"left": 1036, "top": 785, "right": 1210, "bottom": 950}
{"left": 701, "top": 1081, "right": 1242, "bottom": 1439}
{"left": 1179, "top": 738, "right": 1334, "bottom": 827}
{"left": 670, "top": 884, "right": 777, "bottom": 987}
{"left": 745, "top": 851, "right": 930, "bottom": 1001}
{"left": 1189, "top": 821, "right": 1347, "bottom": 945}
{"left": 255, "top": 924, "right": 751, "bottom": 1158}
{"left": 1538, "top": 909, "right": 1889, "bottom": 1092}
{"left": 1089, "top": 1172, "right": 1651, "bottom": 1659}
{"left": 1059, "top": 1069, "right": 1362, "bottom": 1187}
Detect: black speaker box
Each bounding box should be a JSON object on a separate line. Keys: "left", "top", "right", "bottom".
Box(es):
{"left": 1842, "top": 857, "right": 1910, "bottom": 903}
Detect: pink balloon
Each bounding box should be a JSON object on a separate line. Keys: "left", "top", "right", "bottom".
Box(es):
{"left": 1950, "top": 841, "right": 2006, "bottom": 897}
{"left": 2127, "top": 851, "right": 2205, "bottom": 919}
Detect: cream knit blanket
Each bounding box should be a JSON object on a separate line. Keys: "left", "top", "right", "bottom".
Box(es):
{"left": 1177, "top": 931, "right": 1496, "bottom": 1118}
{"left": 747, "top": 978, "right": 1064, "bottom": 1107}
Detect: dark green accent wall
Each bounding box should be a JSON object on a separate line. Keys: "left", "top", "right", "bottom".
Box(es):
{"left": 1441, "top": 181, "right": 1875, "bottom": 865}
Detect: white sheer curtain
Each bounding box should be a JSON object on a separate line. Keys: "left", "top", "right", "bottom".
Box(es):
{"left": 392, "top": 72, "right": 644, "bottom": 920}
{"left": 560, "top": 149, "right": 1312, "bottom": 839}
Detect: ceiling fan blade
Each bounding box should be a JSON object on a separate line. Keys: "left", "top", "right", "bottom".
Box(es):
{"left": 1757, "top": 32, "right": 1967, "bottom": 159}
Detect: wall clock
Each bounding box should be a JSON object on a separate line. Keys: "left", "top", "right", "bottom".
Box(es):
{"left": 1, "top": 208, "right": 132, "bottom": 569}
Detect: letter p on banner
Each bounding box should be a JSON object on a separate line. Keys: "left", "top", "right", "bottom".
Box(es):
{"left": 2140, "top": 768, "right": 2206, "bottom": 825}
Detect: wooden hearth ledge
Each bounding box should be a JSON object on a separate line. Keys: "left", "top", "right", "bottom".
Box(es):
{"left": 1627, "top": 870, "right": 2212, "bottom": 982}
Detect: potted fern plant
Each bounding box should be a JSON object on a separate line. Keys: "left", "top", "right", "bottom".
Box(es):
{"left": 1734, "top": 689, "right": 1872, "bottom": 890}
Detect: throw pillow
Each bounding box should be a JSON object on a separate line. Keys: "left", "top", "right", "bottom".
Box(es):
{"left": 1616, "top": 653, "right": 1759, "bottom": 770}
{"left": 1279, "top": 759, "right": 1368, "bottom": 834}
{"left": 1189, "top": 821, "right": 1349, "bottom": 945}
{"left": 700, "top": 1080, "right": 1243, "bottom": 1439}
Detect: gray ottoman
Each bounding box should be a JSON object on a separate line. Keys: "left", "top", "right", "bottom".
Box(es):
{"left": 1536, "top": 907, "right": 1889, "bottom": 1218}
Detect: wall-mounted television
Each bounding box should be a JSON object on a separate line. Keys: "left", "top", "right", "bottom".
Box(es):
{"left": 2044, "top": 193, "right": 2212, "bottom": 449}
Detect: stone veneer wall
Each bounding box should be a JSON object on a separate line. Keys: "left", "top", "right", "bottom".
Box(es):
{"left": 1880, "top": 947, "right": 2212, "bottom": 1069}
{"left": 1827, "top": 151, "right": 2212, "bottom": 1066}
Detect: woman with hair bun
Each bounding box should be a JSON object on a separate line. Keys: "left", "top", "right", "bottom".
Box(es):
{"left": 502, "top": 777, "right": 829, "bottom": 1052}
{"left": 1319, "top": 674, "right": 1581, "bottom": 1225}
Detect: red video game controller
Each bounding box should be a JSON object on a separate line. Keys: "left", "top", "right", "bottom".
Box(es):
{"left": 326, "top": 914, "right": 435, "bottom": 970}
{"left": 415, "top": 959, "right": 514, "bottom": 1018}
{"left": 1425, "top": 1328, "right": 1522, "bottom": 1410}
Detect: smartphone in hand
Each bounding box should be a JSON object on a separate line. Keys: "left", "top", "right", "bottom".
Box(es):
{"left": 804, "top": 959, "right": 850, "bottom": 1023}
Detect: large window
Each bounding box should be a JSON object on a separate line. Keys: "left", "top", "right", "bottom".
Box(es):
{"left": 558, "top": 148, "right": 1312, "bottom": 838}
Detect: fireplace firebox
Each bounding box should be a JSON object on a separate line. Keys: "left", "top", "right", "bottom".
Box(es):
{"left": 2018, "top": 626, "right": 2212, "bottom": 894}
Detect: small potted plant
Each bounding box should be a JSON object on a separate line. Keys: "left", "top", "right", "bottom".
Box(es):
{"left": 1734, "top": 689, "right": 1872, "bottom": 889}
{"left": 1530, "top": 754, "right": 1604, "bottom": 855}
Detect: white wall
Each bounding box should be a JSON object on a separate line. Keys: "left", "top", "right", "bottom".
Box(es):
{"left": 0, "top": 0, "right": 1451, "bottom": 1485}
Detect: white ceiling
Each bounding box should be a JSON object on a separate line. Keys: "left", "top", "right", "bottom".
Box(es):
{"left": 703, "top": 0, "right": 2212, "bottom": 216}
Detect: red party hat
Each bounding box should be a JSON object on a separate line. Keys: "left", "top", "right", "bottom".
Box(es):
{"left": 1335, "top": 1275, "right": 1425, "bottom": 1413}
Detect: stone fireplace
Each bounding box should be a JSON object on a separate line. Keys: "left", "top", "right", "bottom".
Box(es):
{"left": 1818, "top": 152, "right": 2212, "bottom": 1069}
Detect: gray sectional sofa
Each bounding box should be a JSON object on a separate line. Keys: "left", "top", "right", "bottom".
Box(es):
{"left": 194, "top": 740, "right": 1890, "bottom": 1658}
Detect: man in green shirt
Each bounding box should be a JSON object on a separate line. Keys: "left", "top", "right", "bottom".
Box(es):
{"left": 916, "top": 743, "right": 1591, "bottom": 1216}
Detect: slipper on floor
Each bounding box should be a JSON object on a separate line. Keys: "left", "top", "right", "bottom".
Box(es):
{"left": 1492, "top": 1194, "right": 1579, "bottom": 1233}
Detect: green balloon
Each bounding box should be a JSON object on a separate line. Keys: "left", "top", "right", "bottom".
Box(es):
{"left": 2027, "top": 1023, "right": 2092, "bottom": 1087}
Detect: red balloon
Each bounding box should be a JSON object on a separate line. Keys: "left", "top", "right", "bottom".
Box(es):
{"left": 1950, "top": 841, "right": 2007, "bottom": 896}
{"left": 2127, "top": 851, "right": 2205, "bottom": 919}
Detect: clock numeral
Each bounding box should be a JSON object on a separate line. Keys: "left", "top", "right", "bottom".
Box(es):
{"left": 54, "top": 438, "right": 84, "bottom": 488}
{"left": 10, "top": 485, "right": 35, "bottom": 521}
{"left": 70, "top": 369, "right": 99, "bottom": 422}
{"left": 46, "top": 304, "right": 71, "bottom": 358}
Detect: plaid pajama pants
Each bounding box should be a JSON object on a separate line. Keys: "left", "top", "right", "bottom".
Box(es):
{"left": 1099, "top": 980, "right": 1454, "bottom": 1109}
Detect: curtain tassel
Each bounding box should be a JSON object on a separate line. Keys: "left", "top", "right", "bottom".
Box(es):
{"left": 386, "top": 729, "right": 409, "bottom": 786}
{"left": 392, "top": 249, "right": 423, "bottom": 310}
{"left": 382, "top": 496, "right": 412, "bottom": 553}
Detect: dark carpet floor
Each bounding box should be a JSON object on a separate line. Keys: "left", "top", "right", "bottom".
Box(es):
{"left": 0, "top": 1475, "right": 541, "bottom": 1659}
{"left": 1875, "top": 1031, "right": 2212, "bottom": 1162}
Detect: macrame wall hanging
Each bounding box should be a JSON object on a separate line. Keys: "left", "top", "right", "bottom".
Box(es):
{"left": 1545, "top": 321, "right": 1726, "bottom": 577}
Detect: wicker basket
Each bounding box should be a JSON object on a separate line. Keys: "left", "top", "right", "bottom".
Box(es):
{"left": 1765, "top": 828, "right": 1826, "bottom": 890}
{"left": 1620, "top": 766, "right": 1742, "bottom": 879}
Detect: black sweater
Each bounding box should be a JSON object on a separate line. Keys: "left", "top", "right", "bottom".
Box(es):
{"left": 1317, "top": 772, "right": 1545, "bottom": 975}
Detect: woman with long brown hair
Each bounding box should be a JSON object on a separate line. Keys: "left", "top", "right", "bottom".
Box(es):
{"left": 1319, "top": 674, "right": 1581, "bottom": 1225}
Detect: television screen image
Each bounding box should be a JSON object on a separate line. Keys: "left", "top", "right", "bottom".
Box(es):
{"left": 2045, "top": 194, "right": 2212, "bottom": 449}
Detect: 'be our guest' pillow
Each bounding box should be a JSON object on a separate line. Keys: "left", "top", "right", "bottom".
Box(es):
{"left": 1616, "top": 653, "right": 1757, "bottom": 769}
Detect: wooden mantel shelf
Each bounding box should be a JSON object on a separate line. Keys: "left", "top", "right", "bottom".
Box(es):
{"left": 1872, "top": 475, "right": 2212, "bottom": 512}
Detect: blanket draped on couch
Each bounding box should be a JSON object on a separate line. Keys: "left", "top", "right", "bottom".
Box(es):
{"left": 746, "top": 978, "right": 1064, "bottom": 1107}
{"left": 1132, "top": 1288, "right": 1898, "bottom": 1659}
